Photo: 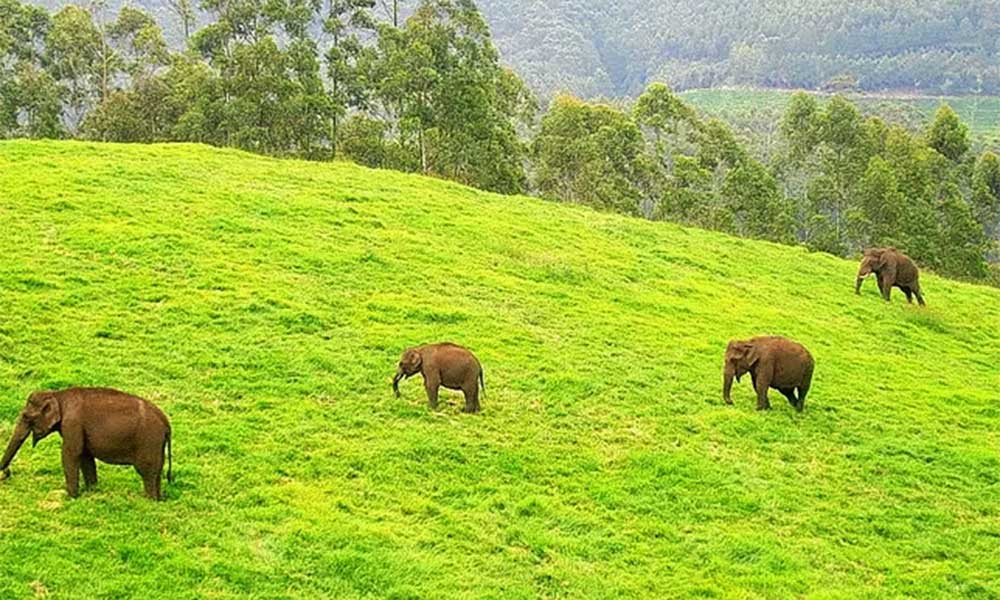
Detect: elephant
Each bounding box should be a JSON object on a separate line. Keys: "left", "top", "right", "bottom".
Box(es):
{"left": 855, "top": 247, "right": 925, "bottom": 306}
{"left": 393, "top": 343, "right": 485, "bottom": 413}
{"left": 0, "top": 387, "right": 173, "bottom": 500}
{"left": 723, "top": 336, "right": 814, "bottom": 411}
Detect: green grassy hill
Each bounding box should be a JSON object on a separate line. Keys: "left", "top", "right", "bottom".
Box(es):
{"left": 1, "top": 141, "right": 999, "bottom": 599}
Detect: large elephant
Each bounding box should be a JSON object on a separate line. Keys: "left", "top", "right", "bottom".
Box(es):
{"left": 855, "top": 247, "right": 925, "bottom": 305}
{"left": 393, "top": 343, "right": 485, "bottom": 413}
{"left": 723, "top": 336, "right": 814, "bottom": 411}
{"left": 0, "top": 387, "right": 173, "bottom": 500}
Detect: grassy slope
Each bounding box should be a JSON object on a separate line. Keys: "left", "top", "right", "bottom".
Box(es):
{"left": 681, "top": 87, "right": 1000, "bottom": 149}
{"left": 0, "top": 141, "right": 999, "bottom": 599}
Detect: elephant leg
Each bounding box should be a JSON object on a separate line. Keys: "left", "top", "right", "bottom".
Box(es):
{"left": 61, "top": 444, "right": 82, "bottom": 498}
{"left": 462, "top": 383, "right": 480, "bottom": 414}
{"left": 778, "top": 388, "right": 798, "bottom": 408}
{"left": 754, "top": 373, "right": 772, "bottom": 411}
{"left": 423, "top": 375, "right": 441, "bottom": 410}
{"left": 902, "top": 287, "right": 913, "bottom": 303}
{"left": 914, "top": 288, "right": 926, "bottom": 307}
{"left": 796, "top": 383, "right": 810, "bottom": 412}
{"left": 135, "top": 460, "right": 163, "bottom": 500}
{"left": 80, "top": 452, "right": 98, "bottom": 488}
{"left": 879, "top": 275, "right": 892, "bottom": 301}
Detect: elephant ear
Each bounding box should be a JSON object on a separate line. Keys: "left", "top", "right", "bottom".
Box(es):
{"left": 35, "top": 393, "right": 61, "bottom": 434}
{"left": 862, "top": 249, "right": 886, "bottom": 272}
{"left": 873, "top": 251, "right": 889, "bottom": 270}
{"left": 727, "top": 341, "right": 756, "bottom": 370}
{"left": 743, "top": 343, "right": 762, "bottom": 370}
{"left": 405, "top": 349, "right": 423, "bottom": 372}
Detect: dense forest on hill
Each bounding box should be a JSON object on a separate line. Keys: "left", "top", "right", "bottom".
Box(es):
{"left": 482, "top": 0, "right": 1000, "bottom": 97}
{"left": 26, "top": 0, "right": 1000, "bottom": 97}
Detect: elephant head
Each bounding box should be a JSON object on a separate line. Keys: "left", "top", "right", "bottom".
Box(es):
{"left": 392, "top": 348, "right": 423, "bottom": 397}
{"left": 855, "top": 248, "right": 891, "bottom": 293}
{"left": 0, "top": 391, "right": 62, "bottom": 478}
{"left": 723, "top": 340, "right": 760, "bottom": 404}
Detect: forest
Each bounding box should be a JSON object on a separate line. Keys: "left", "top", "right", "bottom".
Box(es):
{"left": 1, "top": 0, "right": 998, "bottom": 284}
{"left": 476, "top": 0, "right": 1000, "bottom": 98}
{"left": 27, "top": 0, "right": 1000, "bottom": 98}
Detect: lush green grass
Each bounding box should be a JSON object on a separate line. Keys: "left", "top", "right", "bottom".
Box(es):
{"left": 681, "top": 87, "right": 1000, "bottom": 150}
{"left": 1, "top": 140, "right": 999, "bottom": 598}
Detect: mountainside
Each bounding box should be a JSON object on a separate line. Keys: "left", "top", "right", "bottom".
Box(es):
{"left": 479, "top": 0, "right": 1000, "bottom": 97}
{"left": 27, "top": 0, "right": 1000, "bottom": 98}
{"left": 1, "top": 141, "right": 999, "bottom": 598}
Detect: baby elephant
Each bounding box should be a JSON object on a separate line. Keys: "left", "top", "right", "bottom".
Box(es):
{"left": 393, "top": 343, "right": 485, "bottom": 413}
{"left": 0, "top": 387, "right": 173, "bottom": 500}
{"left": 723, "top": 336, "right": 814, "bottom": 411}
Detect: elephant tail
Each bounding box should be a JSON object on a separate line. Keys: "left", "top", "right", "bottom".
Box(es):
{"left": 479, "top": 368, "right": 486, "bottom": 398}
{"left": 165, "top": 428, "right": 174, "bottom": 484}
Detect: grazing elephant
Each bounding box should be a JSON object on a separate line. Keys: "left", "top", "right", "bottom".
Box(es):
{"left": 0, "top": 387, "right": 173, "bottom": 500}
{"left": 393, "top": 343, "right": 485, "bottom": 413}
{"left": 723, "top": 336, "right": 814, "bottom": 411}
{"left": 855, "top": 247, "right": 925, "bottom": 306}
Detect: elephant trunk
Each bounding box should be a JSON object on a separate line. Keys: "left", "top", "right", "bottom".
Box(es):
{"left": 723, "top": 364, "right": 735, "bottom": 405}
{"left": 392, "top": 370, "right": 404, "bottom": 398}
{"left": 0, "top": 418, "right": 30, "bottom": 477}
{"left": 855, "top": 275, "right": 865, "bottom": 295}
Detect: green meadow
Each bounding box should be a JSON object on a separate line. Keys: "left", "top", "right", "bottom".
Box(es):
{"left": 681, "top": 87, "right": 1000, "bottom": 149}
{"left": 0, "top": 140, "right": 999, "bottom": 598}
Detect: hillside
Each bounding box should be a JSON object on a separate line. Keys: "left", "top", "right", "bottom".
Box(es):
{"left": 27, "top": 0, "right": 1000, "bottom": 98}
{"left": 478, "top": 0, "right": 1000, "bottom": 97}
{"left": 1, "top": 141, "right": 999, "bottom": 598}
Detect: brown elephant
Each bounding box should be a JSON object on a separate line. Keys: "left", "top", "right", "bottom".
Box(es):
{"left": 855, "top": 247, "right": 925, "bottom": 306}
{"left": 0, "top": 387, "right": 173, "bottom": 500}
{"left": 723, "top": 336, "right": 814, "bottom": 411}
{"left": 393, "top": 343, "right": 485, "bottom": 413}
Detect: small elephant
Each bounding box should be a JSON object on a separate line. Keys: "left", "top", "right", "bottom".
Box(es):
{"left": 855, "top": 247, "right": 925, "bottom": 306}
{"left": 723, "top": 336, "right": 814, "bottom": 411}
{"left": 0, "top": 387, "right": 173, "bottom": 500}
{"left": 393, "top": 343, "right": 485, "bottom": 413}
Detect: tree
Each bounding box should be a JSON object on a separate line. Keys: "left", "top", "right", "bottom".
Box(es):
{"left": 0, "top": 0, "right": 61, "bottom": 138}
{"left": 926, "top": 103, "right": 969, "bottom": 162}
{"left": 533, "top": 95, "right": 652, "bottom": 216}
{"left": 971, "top": 151, "right": 1000, "bottom": 244}
{"left": 934, "top": 184, "right": 991, "bottom": 279}
{"left": 721, "top": 161, "right": 793, "bottom": 243}
{"left": 45, "top": 5, "right": 107, "bottom": 133}
{"left": 164, "top": 0, "right": 196, "bottom": 42}
{"left": 325, "top": 0, "right": 376, "bottom": 157}
{"left": 194, "top": 0, "right": 333, "bottom": 157}
{"left": 107, "top": 6, "right": 169, "bottom": 82}
{"left": 370, "top": 0, "right": 533, "bottom": 193}
{"left": 779, "top": 92, "right": 821, "bottom": 165}
{"left": 633, "top": 82, "right": 696, "bottom": 143}
{"left": 852, "top": 156, "right": 905, "bottom": 250}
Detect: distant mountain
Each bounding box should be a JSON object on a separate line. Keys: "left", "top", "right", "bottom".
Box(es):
{"left": 28, "top": 0, "right": 1000, "bottom": 98}
{"left": 476, "top": 0, "right": 1000, "bottom": 97}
